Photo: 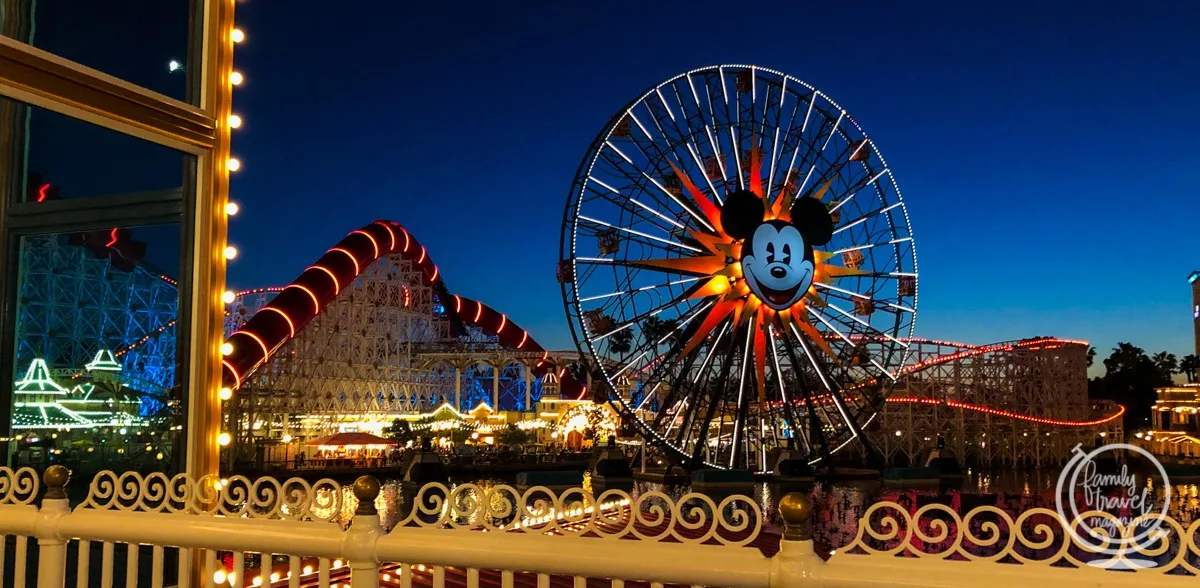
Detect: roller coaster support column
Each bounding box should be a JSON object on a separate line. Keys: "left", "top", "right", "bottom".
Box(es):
{"left": 454, "top": 366, "right": 461, "bottom": 411}
{"left": 492, "top": 363, "right": 500, "bottom": 410}
{"left": 523, "top": 364, "right": 532, "bottom": 411}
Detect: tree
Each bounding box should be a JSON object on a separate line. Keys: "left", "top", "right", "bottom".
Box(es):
{"left": 1181, "top": 354, "right": 1200, "bottom": 383}
{"left": 1099, "top": 343, "right": 1171, "bottom": 429}
{"left": 497, "top": 424, "right": 531, "bottom": 447}
{"left": 1151, "top": 351, "right": 1179, "bottom": 380}
{"left": 386, "top": 419, "right": 416, "bottom": 446}
{"left": 608, "top": 328, "right": 633, "bottom": 357}
{"left": 1086, "top": 346, "right": 1097, "bottom": 369}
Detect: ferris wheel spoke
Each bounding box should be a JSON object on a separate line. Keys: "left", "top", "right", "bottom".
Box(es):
{"left": 608, "top": 298, "right": 711, "bottom": 379}
{"left": 585, "top": 175, "right": 689, "bottom": 235}
{"left": 769, "top": 325, "right": 810, "bottom": 453}
{"left": 827, "top": 236, "right": 911, "bottom": 256}
{"left": 578, "top": 276, "right": 700, "bottom": 304}
{"left": 827, "top": 168, "right": 889, "bottom": 214}
{"left": 728, "top": 323, "right": 754, "bottom": 467}
{"left": 833, "top": 202, "right": 904, "bottom": 235}
{"left": 592, "top": 150, "right": 696, "bottom": 227}
{"left": 577, "top": 215, "right": 702, "bottom": 254}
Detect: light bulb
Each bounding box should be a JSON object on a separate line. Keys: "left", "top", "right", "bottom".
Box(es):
{"left": 217, "top": 432, "right": 231, "bottom": 446}
{"left": 228, "top": 114, "right": 242, "bottom": 129}
{"left": 213, "top": 571, "right": 227, "bottom": 584}
{"left": 230, "top": 71, "right": 243, "bottom": 86}
{"left": 227, "top": 158, "right": 241, "bottom": 172}
{"left": 281, "top": 434, "right": 293, "bottom": 443}
{"left": 222, "top": 290, "right": 236, "bottom": 304}
{"left": 231, "top": 29, "right": 245, "bottom": 43}
{"left": 218, "top": 387, "right": 233, "bottom": 400}
{"left": 223, "top": 246, "right": 238, "bottom": 260}
{"left": 225, "top": 201, "right": 240, "bottom": 216}
{"left": 220, "top": 342, "right": 234, "bottom": 356}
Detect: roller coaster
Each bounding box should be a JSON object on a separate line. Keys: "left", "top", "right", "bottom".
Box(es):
{"left": 10, "top": 222, "right": 1123, "bottom": 468}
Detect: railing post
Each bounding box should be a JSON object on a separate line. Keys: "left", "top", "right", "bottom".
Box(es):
{"left": 346, "top": 476, "right": 383, "bottom": 588}
{"left": 34, "top": 465, "right": 71, "bottom": 588}
{"left": 769, "top": 492, "right": 825, "bottom": 588}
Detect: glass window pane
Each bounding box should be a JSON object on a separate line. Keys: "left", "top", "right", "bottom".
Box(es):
{"left": 0, "top": 94, "right": 193, "bottom": 203}
{"left": 8, "top": 223, "right": 184, "bottom": 477}
{"left": 0, "top": 0, "right": 198, "bottom": 104}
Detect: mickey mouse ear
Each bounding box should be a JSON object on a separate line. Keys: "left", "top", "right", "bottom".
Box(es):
{"left": 720, "top": 190, "right": 764, "bottom": 240}
{"left": 790, "top": 197, "right": 834, "bottom": 246}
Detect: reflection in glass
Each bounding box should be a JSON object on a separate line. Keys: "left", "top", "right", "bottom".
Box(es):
{"left": 9, "top": 224, "right": 183, "bottom": 476}
{"left": 0, "top": 95, "right": 191, "bottom": 204}
{"left": 0, "top": 0, "right": 197, "bottom": 103}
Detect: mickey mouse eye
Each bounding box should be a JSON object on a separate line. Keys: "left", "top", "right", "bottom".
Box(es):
{"left": 782, "top": 243, "right": 792, "bottom": 265}
{"left": 765, "top": 242, "right": 775, "bottom": 263}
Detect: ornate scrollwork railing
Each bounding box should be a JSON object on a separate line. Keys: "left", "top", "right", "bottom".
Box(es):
{"left": 0, "top": 467, "right": 40, "bottom": 506}
{"left": 76, "top": 471, "right": 343, "bottom": 521}
{"left": 844, "top": 501, "right": 1200, "bottom": 575}
{"left": 375, "top": 483, "right": 763, "bottom": 547}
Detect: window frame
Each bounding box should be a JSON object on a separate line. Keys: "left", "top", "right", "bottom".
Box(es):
{"left": 0, "top": 0, "right": 234, "bottom": 479}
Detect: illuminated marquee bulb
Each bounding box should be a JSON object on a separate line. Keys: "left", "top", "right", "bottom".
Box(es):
{"left": 225, "top": 201, "right": 240, "bottom": 216}
{"left": 223, "top": 246, "right": 238, "bottom": 260}
{"left": 218, "top": 387, "right": 233, "bottom": 400}
{"left": 228, "top": 114, "right": 242, "bottom": 129}
{"left": 220, "top": 342, "right": 234, "bottom": 356}
{"left": 226, "top": 158, "right": 241, "bottom": 172}
{"left": 222, "top": 290, "right": 236, "bottom": 304}
{"left": 217, "top": 432, "right": 231, "bottom": 446}
{"left": 229, "top": 71, "right": 244, "bottom": 86}
{"left": 230, "top": 28, "right": 245, "bottom": 43}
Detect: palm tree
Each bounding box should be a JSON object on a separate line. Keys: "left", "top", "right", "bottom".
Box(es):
{"left": 1181, "top": 354, "right": 1200, "bottom": 383}
{"left": 1152, "top": 351, "right": 1179, "bottom": 381}
{"left": 608, "top": 327, "right": 633, "bottom": 357}
{"left": 641, "top": 316, "right": 680, "bottom": 353}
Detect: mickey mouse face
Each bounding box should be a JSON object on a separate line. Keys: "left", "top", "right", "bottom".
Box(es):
{"left": 742, "top": 221, "right": 813, "bottom": 309}
{"left": 720, "top": 190, "right": 834, "bottom": 311}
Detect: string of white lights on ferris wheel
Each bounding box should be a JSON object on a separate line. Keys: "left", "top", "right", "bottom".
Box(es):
{"left": 214, "top": 20, "right": 247, "bottom": 449}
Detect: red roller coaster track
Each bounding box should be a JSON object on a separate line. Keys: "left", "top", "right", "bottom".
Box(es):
{"left": 221, "top": 221, "right": 582, "bottom": 396}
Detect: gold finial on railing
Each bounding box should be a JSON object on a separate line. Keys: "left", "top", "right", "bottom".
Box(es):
{"left": 43, "top": 465, "right": 71, "bottom": 500}
{"left": 353, "top": 475, "right": 380, "bottom": 516}
{"left": 779, "top": 492, "right": 813, "bottom": 542}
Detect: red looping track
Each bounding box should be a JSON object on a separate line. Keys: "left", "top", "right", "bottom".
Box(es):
{"left": 221, "top": 221, "right": 583, "bottom": 397}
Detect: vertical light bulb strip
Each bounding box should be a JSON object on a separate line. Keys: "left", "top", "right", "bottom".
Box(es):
{"left": 219, "top": 15, "right": 247, "bottom": 450}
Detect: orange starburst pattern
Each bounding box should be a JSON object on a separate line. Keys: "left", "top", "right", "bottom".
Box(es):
{"left": 629, "top": 143, "right": 870, "bottom": 399}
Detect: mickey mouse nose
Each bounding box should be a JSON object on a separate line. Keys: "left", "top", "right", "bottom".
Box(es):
{"left": 770, "top": 267, "right": 787, "bottom": 279}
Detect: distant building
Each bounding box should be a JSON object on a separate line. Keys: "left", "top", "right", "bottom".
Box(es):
{"left": 1147, "top": 386, "right": 1199, "bottom": 457}
{"left": 1190, "top": 271, "right": 1200, "bottom": 356}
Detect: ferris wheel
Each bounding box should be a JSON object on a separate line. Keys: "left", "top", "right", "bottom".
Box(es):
{"left": 558, "top": 65, "right": 918, "bottom": 470}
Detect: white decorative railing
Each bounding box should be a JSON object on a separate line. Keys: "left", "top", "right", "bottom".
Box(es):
{"left": 0, "top": 466, "right": 1196, "bottom": 588}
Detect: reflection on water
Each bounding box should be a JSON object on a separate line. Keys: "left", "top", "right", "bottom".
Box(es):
{"left": 322, "top": 471, "right": 1200, "bottom": 551}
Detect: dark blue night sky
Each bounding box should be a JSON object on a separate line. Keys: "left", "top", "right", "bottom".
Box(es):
{"left": 23, "top": 1, "right": 1200, "bottom": 368}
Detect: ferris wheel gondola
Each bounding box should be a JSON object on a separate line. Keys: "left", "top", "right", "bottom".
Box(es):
{"left": 559, "top": 65, "right": 918, "bottom": 470}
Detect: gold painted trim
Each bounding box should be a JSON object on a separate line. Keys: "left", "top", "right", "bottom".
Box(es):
{"left": 0, "top": 36, "right": 215, "bottom": 153}
{"left": 184, "top": 0, "right": 234, "bottom": 483}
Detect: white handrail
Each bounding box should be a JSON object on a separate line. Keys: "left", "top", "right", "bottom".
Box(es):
{"left": 373, "top": 525, "right": 771, "bottom": 588}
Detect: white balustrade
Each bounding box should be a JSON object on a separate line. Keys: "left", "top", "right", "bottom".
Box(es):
{"left": 0, "top": 466, "right": 1196, "bottom": 588}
